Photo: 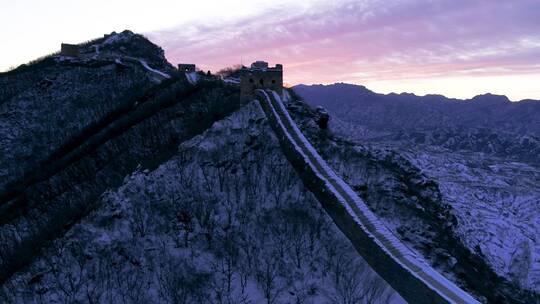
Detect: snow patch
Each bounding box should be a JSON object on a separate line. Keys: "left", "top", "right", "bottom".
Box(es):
{"left": 138, "top": 59, "right": 170, "bottom": 79}
{"left": 185, "top": 72, "right": 198, "bottom": 85}
{"left": 222, "top": 77, "right": 240, "bottom": 84}
{"left": 102, "top": 31, "right": 134, "bottom": 45}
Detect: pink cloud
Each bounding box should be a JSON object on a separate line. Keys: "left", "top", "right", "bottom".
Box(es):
{"left": 146, "top": 0, "right": 540, "bottom": 96}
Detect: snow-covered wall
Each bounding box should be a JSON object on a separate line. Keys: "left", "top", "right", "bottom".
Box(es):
{"left": 255, "top": 89, "right": 479, "bottom": 304}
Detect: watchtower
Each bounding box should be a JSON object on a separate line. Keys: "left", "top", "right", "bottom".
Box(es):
{"left": 178, "top": 64, "right": 196, "bottom": 73}
{"left": 60, "top": 43, "right": 79, "bottom": 57}
{"left": 240, "top": 61, "right": 283, "bottom": 103}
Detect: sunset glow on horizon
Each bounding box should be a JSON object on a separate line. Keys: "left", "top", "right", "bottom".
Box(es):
{"left": 2, "top": 0, "right": 539, "bottom": 100}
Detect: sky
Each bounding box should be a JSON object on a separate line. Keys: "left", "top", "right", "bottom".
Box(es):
{"left": 1, "top": 0, "right": 539, "bottom": 101}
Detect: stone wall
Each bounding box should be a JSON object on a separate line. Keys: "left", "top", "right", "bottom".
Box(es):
{"left": 255, "top": 90, "right": 477, "bottom": 304}
{"left": 178, "top": 64, "right": 196, "bottom": 72}
{"left": 60, "top": 43, "right": 79, "bottom": 57}
{"left": 240, "top": 65, "right": 283, "bottom": 103}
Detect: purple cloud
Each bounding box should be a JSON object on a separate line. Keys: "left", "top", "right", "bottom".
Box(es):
{"left": 147, "top": 0, "right": 540, "bottom": 97}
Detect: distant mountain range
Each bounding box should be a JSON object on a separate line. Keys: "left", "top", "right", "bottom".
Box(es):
{"left": 293, "top": 83, "right": 540, "bottom": 165}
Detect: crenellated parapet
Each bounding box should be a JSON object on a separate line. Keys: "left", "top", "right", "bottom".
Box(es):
{"left": 178, "top": 63, "right": 196, "bottom": 72}
{"left": 240, "top": 61, "right": 283, "bottom": 103}
{"left": 60, "top": 43, "right": 80, "bottom": 57}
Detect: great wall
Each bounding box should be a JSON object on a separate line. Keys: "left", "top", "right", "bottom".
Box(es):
{"left": 213, "top": 60, "right": 478, "bottom": 303}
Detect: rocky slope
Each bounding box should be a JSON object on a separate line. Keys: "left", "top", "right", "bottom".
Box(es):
{"left": 0, "top": 32, "right": 401, "bottom": 304}
{"left": 0, "top": 101, "right": 398, "bottom": 304}
{"left": 0, "top": 30, "right": 175, "bottom": 190}
{"left": 0, "top": 31, "right": 241, "bottom": 289}
{"left": 406, "top": 147, "right": 540, "bottom": 291}
{"left": 294, "top": 84, "right": 540, "bottom": 301}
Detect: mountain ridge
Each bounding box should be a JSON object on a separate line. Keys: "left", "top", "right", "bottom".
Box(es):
{"left": 293, "top": 83, "right": 540, "bottom": 165}
{"left": 293, "top": 82, "right": 539, "bottom": 103}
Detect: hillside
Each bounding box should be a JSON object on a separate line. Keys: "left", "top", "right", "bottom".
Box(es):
{"left": 0, "top": 30, "right": 176, "bottom": 190}
{"left": 1, "top": 33, "right": 539, "bottom": 303}
{"left": 294, "top": 83, "right": 540, "bottom": 300}
{"left": 1, "top": 101, "right": 399, "bottom": 303}
{"left": 0, "top": 32, "right": 398, "bottom": 303}
{"left": 294, "top": 83, "right": 540, "bottom": 165}
{"left": 0, "top": 31, "right": 241, "bottom": 290}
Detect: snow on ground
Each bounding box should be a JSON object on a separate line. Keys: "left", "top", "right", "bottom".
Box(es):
{"left": 302, "top": 91, "right": 540, "bottom": 295}
{"left": 405, "top": 148, "right": 540, "bottom": 292}
{"left": 222, "top": 77, "right": 240, "bottom": 84}
{"left": 282, "top": 89, "right": 292, "bottom": 103}
{"left": 138, "top": 59, "right": 170, "bottom": 79}
{"left": 1, "top": 101, "right": 399, "bottom": 304}
{"left": 91, "top": 45, "right": 101, "bottom": 59}
{"left": 0, "top": 62, "right": 152, "bottom": 190}
{"left": 262, "top": 90, "right": 478, "bottom": 303}
{"left": 185, "top": 72, "right": 198, "bottom": 85}
{"left": 103, "top": 31, "right": 135, "bottom": 45}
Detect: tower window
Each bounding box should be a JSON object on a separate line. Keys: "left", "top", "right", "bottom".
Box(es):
{"left": 249, "top": 78, "right": 254, "bottom": 83}
{"left": 272, "top": 79, "right": 276, "bottom": 84}
{"left": 259, "top": 78, "right": 264, "bottom": 85}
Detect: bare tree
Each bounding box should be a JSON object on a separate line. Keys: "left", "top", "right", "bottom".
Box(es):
{"left": 256, "top": 252, "right": 282, "bottom": 304}
{"left": 42, "top": 241, "right": 85, "bottom": 303}
{"left": 215, "top": 64, "right": 244, "bottom": 78}
{"left": 176, "top": 210, "right": 193, "bottom": 247}
{"left": 115, "top": 265, "right": 148, "bottom": 304}
{"left": 362, "top": 276, "right": 395, "bottom": 304}
{"left": 157, "top": 256, "right": 211, "bottom": 304}
{"left": 193, "top": 198, "right": 217, "bottom": 250}
{"left": 129, "top": 198, "right": 150, "bottom": 237}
